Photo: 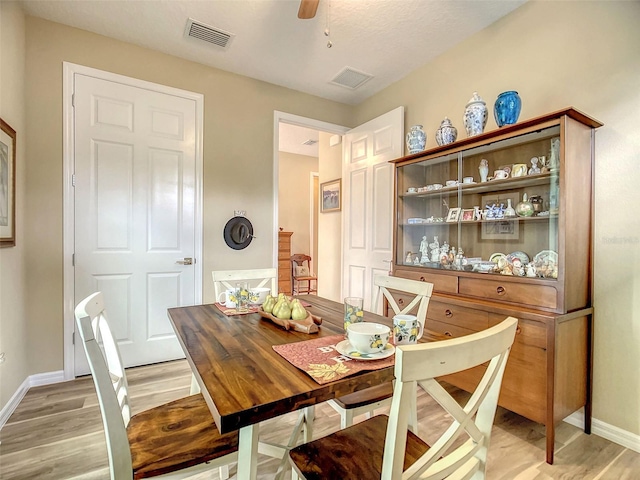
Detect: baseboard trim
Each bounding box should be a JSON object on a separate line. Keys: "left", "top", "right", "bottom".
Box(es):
{"left": 564, "top": 410, "right": 640, "bottom": 453}
{"left": 28, "top": 370, "right": 65, "bottom": 388}
{"left": 0, "top": 370, "right": 65, "bottom": 431}
{"left": 0, "top": 377, "right": 30, "bottom": 430}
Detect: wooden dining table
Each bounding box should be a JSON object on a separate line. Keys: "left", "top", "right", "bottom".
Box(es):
{"left": 167, "top": 295, "right": 398, "bottom": 480}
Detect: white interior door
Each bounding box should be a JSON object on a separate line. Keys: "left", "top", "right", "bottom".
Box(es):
{"left": 73, "top": 73, "right": 200, "bottom": 375}
{"left": 342, "top": 107, "right": 404, "bottom": 313}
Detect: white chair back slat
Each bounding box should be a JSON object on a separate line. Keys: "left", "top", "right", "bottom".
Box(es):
{"left": 75, "top": 292, "right": 134, "bottom": 479}
{"left": 211, "top": 268, "right": 278, "bottom": 298}
{"left": 381, "top": 316, "right": 518, "bottom": 480}
{"left": 372, "top": 275, "right": 433, "bottom": 329}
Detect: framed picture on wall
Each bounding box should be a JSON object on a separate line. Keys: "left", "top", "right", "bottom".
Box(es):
{"left": 320, "top": 178, "right": 341, "bottom": 213}
{"left": 0, "top": 118, "right": 16, "bottom": 247}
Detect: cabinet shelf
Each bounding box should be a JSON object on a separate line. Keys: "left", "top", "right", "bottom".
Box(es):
{"left": 400, "top": 172, "right": 553, "bottom": 199}
{"left": 400, "top": 215, "right": 557, "bottom": 227}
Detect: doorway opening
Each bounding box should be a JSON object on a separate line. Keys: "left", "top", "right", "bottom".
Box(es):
{"left": 273, "top": 112, "right": 348, "bottom": 300}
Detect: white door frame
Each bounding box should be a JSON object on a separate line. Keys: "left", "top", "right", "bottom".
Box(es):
{"left": 272, "top": 112, "right": 348, "bottom": 271}
{"left": 309, "top": 171, "right": 319, "bottom": 275}
{"left": 62, "top": 62, "right": 204, "bottom": 380}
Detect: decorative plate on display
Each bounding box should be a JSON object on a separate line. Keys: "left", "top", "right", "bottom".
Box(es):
{"left": 533, "top": 250, "right": 559, "bottom": 278}
{"left": 533, "top": 250, "right": 558, "bottom": 264}
{"left": 489, "top": 252, "right": 506, "bottom": 263}
{"left": 335, "top": 340, "right": 395, "bottom": 361}
{"left": 507, "top": 251, "right": 530, "bottom": 264}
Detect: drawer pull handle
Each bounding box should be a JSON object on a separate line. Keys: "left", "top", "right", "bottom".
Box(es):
{"left": 419, "top": 276, "right": 426, "bottom": 282}
{"left": 516, "top": 326, "right": 522, "bottom": 335}
{"left": 444, "top": 331, "right": 453, "bottom": 337}
{"left": 496, "top": 286, "right": 506, "bottom": 295}
{"left": 445, "top": 309, "right": 453, "bottom": 318}
{"left": 398, "top": 298, "right": 404, "bottom": 305}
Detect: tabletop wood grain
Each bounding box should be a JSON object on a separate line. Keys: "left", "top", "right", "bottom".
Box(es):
{"left": 168, "top": 296, "right": 399, "bottom": 434}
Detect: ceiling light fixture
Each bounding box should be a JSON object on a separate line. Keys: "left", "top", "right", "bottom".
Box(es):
{"left": 325, "top": 0, "right": 332, "bottom": 48}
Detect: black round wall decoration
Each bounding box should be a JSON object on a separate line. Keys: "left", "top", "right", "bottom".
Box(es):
{"left": 223, "top": 216, "right": 254, "bottom": 250}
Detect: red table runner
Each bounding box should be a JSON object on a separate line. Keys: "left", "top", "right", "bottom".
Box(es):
{"left": 214, "top": 303, "right": 261, "bottom": 316}
{"left": 273, "top": 334, "right": 395, "bottom": 385}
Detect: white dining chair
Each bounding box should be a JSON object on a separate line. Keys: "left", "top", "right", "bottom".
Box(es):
{"left": 212, "top": 267, "right": 278, "bottom": 299}
{"left": 74, "top": 292, "right": 238, "bottom": 480}
{"left": 328, "top": 275, "right": 434, "bottom": 431}
{"left": 211, "top": 267, "right": 307, "bottom": 480}
{"left": 289, "top": 316, "right": 518, "bottom": 479}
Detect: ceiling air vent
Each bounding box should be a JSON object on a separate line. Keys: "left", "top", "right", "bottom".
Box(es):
{"left": 185, "top": 18, "right": 235, "bottom": 49}
{"left": 302, "top": 139, "right": 318, "bottom": 146}
{"left": 330, "top": 67, "right": 373, "bottom": 89}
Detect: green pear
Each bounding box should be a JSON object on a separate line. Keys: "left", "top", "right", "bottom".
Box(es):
{"left": 262, "top": 295, "right": 275, "bottom": 313}
{"left": 275, "top": 302, "right": 292, "bottom": 320}
{"left": 272, "top": 297, "right": 286, "bottom": 317}
{"left": 291, "top": 302, "right": 307, "bottom": 321}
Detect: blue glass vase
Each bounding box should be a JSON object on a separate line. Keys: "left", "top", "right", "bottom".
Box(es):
{"left": 494, "top": 91, "right": 522, "bottom": 127}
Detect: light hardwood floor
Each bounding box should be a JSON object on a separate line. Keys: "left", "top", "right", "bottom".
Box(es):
{"left": 1, "top": 360, "right": 638, "bottom": 479}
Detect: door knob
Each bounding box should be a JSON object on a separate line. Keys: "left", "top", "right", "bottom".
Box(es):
{"left": 176, "top": 258, "right": 194, "bottom": 265}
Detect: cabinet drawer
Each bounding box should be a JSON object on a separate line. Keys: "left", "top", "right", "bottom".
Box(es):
{"left": 459, "top": 277, "right": 557, "bottom": 310}
{"left": 278, "top": 267, "right": 290, "bottom": 281}
{"left": 394, "top": 269, "right": 457, "bottom": 294}
{"left": 425, "top": 318, "right": 477, "bottom": 339}
{"left": 499, "top": 340, "right": 547, "bottom": 423}
{"left": 427, "top": 301, "right": 489, "bottom": 332}
{"left": 490, "top": 314, "right": 547, "bottom": 350}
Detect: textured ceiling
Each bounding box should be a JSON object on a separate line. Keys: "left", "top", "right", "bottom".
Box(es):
{"left": 19, "top": 0, "right": 527, "bottom": 106}
{"left": 19, "top": 0, "right": 527, "bottom": 156}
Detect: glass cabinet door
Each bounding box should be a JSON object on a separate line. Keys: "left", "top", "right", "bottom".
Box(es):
{"left": 396, "top": 152, "right": 458, "bottom": 267}
{"left": 396, "top": 125, "right": 561, "bottom": 280}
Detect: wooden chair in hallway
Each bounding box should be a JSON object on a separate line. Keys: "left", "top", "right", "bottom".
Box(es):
{"left": 291, "top": 254, "right": 317, "bottom": 295}
{"left": 74, "top": 292, "right": 238, "bottom": 480}
{"left": 289, "top": 317, "right": 518, "bottom": 480}
{"left": 328, "top": 275, "right": 434, "bottom": 431}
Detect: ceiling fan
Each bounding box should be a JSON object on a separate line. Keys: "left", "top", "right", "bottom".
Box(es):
{"left": 298, "top": 0, "right": 320, "bottom": 19}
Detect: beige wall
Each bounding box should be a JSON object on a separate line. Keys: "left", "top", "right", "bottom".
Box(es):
{"left": 317, "top": 132, "right": 342, "bottom": 302}
{"left": 278, "top": 151, "right": 318, "bottom": 257}
{"left": 0, "top": 2, "right": 28, "bottom": 407}
{"left": 355, "top": 1, "right": 640, "bottom": 436}
{"left": 20, "top": 16, "right": 353, "bottom": 379}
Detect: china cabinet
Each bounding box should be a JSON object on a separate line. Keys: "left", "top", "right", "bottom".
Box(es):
{"left": 390, "top": 108, "right": 602, "bottom": 463}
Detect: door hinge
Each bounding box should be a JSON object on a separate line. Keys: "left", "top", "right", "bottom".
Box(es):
{"left": 72, "top": 174, "right": 76, "bottom": 187}
{"left": 72, "top": 93, "right": 75, "bottom": 107}
{"left": 72, "top": 331, "right": 75, "bottom": 345}
{"left": 72, "top": 253, "right": 75, "bottom": 266}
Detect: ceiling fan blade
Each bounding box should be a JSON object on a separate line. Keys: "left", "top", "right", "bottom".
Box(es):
{"left": 298, "top": 0, "right": 319, "bottom": 19}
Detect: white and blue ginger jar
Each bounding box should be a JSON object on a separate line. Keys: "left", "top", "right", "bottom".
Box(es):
{"left": 463, "top": 92, "right": 488, "bottom": 137}
{"left": 435, "top": 117, "right": 458, "bottom": 146}
{"left": 406, "top": 125, "right": 426, "bottom": 154}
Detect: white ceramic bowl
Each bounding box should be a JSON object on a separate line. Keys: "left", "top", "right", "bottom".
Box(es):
{"left": 249, "top": 287, "right": 271, "bottom": 305}
{"left": 347, "top": 322, "right": 391, "bottom": 354}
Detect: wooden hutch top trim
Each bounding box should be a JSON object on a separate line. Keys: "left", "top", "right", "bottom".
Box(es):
{"left": 390, "top": 107, "right": 603, "bottom": 164}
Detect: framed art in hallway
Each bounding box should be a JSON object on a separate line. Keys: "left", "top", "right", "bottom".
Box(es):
{"left": 320, "top": 178, "right": 341, "bottom": 212}
{"left": 0, "top": 118, "right": 16, "bottom": 247}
